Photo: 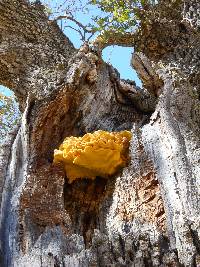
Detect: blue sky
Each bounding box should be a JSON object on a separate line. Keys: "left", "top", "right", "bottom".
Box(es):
{"left": 0, "top": 0, "right": 141, "bottom": 96}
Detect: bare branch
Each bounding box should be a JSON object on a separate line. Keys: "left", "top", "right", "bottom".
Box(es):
{"left": 87, "top": 33, "right": 95, "bottom": 41}
{"left": 54, "top": 15, "right": 95, "bottom": 33}
{"left": 55, "top": 0, "right": 83, "bottom": 14}
{"left": 65, "top": 25, "right": 85, "bottom": 41}
{"left": 55, "top": 14, "right": 97, "bottom": 42}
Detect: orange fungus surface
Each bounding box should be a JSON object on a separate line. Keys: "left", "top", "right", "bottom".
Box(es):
{"left": 53, "top": 130, "right": 132, "bottom": 183}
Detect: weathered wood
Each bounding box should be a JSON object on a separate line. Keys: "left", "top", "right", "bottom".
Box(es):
{"left": 0, "top": 0, "right": 199, "bottom": 266}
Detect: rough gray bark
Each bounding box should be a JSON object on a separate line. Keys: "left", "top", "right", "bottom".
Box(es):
{"left": 0, "top": 0, "right": 199, "bottom": 267}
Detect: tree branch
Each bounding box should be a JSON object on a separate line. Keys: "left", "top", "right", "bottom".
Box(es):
{"left": 65, "top": 25, "right": 85, "bottom": 41}
{"left": 55, "top": 15, "right": 96, "bottom": 42}
{"left": 92, "top": 31, "right": 136, "bottom": 52}
{"left": 0, "top": 0, "right": 75, "bottom": 109}
{"left": 55, "top": 15, "right": 95, "bottom": 34}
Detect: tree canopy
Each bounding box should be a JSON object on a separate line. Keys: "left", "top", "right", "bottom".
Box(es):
{"left": 90, "top": 0, "right": 156, "bottom": 33}
{"left": 43, "top": 0, "right": 158, "bottom": 47}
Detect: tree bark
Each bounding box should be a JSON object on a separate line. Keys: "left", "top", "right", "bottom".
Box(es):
{"left": 0, "top": 0, "right": 199, "bottom": 267}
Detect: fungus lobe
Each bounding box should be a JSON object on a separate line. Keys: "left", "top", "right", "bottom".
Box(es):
{"left": 54, "top": 130, "right": 132, "bottom": 183}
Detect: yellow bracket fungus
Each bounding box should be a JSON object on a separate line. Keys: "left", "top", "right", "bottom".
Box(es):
{"left": 53, "top": 130, "right": 132, "bottom": 183}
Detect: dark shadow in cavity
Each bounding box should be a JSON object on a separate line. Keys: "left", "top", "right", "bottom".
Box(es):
{"left": 64, "top": 175, "right": 116, "bottom": 247}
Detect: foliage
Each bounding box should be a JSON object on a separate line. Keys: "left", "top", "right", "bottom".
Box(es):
{"left": 0, "top": 92, "right": 20, "bottom": 143}
{"left": 42, "top": 0, "right": 157, "bottom": 44}
{"left": 90, "top": 0, "right": 142, "bottom": 33}
{"left": 89, "top": 0, "right": 157, "bottom": 37}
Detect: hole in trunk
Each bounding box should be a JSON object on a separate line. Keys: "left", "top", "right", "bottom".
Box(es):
{"left": 64, "top": 176, "right": 114, "bottom": 247}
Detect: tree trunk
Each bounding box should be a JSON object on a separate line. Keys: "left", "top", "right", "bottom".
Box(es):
{"left": 0, "top": 0, "right": 199, "bottom": 266}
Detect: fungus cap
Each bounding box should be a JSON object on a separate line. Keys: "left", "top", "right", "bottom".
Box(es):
{"left": 54, "top": 130, "right": 132, "bottom": 183}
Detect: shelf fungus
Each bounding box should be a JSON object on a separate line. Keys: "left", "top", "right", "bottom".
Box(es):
{"left": 53, "top": 130, "right": 132, "bottom": 183}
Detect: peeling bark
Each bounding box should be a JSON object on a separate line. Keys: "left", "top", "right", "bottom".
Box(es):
{"left": 0, "top": 0, "right": 200, "bottom": 267}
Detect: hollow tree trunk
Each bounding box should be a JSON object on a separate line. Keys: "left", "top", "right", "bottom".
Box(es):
{"left": 0, "top": 0, "right": 199, "bottom": 267}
